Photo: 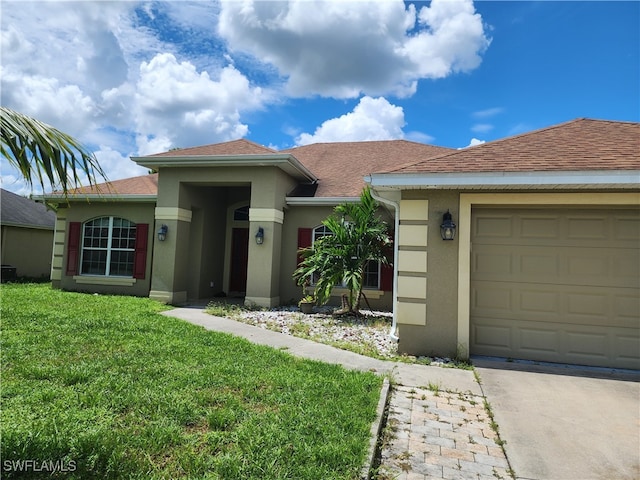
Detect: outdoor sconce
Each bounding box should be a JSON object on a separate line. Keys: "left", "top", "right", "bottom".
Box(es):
{"left": 440, "top": 210, "right": 457, "bottom": 241}
{"left": 255, "top": 227, "right": 264, "bottom": 245}
{"left": 157, "top": 224, "right": 168, "bottom": 242}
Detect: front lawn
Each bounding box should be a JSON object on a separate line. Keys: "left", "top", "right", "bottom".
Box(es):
{"left": 1, "top": 284, "right": 381, "bottom": 479}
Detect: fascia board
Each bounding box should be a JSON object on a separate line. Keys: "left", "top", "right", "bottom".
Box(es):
{"left": 366, "top": 170, "right": 640, "bottom": 189}
{"left": 34, "top": 194, "right": 158, "bottom": 203}
{"left": 0, "top": 222, "right": 54, "bottom": 231}
{"left": 286, "top": 196, "right": 360, "bottom": 206}
{"left": 132, "top": 154, "right": 318, "bottom": 182}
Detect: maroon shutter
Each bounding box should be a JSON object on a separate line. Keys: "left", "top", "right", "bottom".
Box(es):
{"left": 297, "top": 228, "right": 312, "bottom": 266}
{"left": 380, "top": 263, "right": 393, "bottom": 291}
{"left": 66, "top": 222, "right": 81, "bottom": 275}
{"left": 133, "top": 223, "right": 149, "bottom": 279}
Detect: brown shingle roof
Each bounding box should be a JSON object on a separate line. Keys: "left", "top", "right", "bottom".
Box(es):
{"left": 386, "top": 119, "right": 640, "bottom": 174}
{"left": 149, "top": 139, "right": 276, "bottom": 157}
{"left": 283, "top": 140, "right": 452, "bottom": 197}
{"left": 66, "top": 174, "right": 158, "bottom": 196}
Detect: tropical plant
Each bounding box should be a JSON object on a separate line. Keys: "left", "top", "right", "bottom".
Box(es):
{"left": 1, "top": 107, "right": 107, "bottom": 194}
{"left": 294, "top": 186, "right": 391, "bottom": 315}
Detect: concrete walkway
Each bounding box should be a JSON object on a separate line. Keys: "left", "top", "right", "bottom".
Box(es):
{"left": 164, "top": 307, "right": 510, "bottom": 479}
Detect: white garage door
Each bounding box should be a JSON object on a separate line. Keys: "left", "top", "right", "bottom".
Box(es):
{"left": 470, "top": 207, "right": 639, "bottom": 369}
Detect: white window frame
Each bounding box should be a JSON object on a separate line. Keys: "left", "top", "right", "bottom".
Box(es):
{"left": 80, "top": 216, "right": 136, "bottom": 277}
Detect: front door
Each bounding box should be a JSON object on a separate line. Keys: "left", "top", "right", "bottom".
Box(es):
{"left": 229, "top": 228, "right": 249, "bottom": 293}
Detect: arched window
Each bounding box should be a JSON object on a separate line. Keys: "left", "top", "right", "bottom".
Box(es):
{"left": 81, "top": 217, "right": 136, "bottom": 276}
{"left": 233, "top": 206, "right": 249, "bottom": 221}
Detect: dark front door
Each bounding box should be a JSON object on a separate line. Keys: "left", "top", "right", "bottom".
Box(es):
{"left": 229, "top": 228, "right": 249, "bottom": 293}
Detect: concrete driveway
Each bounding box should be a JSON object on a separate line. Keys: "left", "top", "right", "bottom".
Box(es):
{"left": 473, "top": 357, "right": 640, "bottom": 480}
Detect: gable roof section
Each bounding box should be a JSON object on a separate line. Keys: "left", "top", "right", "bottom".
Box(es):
{"left": 283, "top": 140, "right": 453, "bottom": 197}
{"left": 133, "top": 139, "right": 317, "bottom": 183}
{"left": 148, "top": 138, "right": 276, "bottom": 157}
{"left": 369, "top": 119, "right": 640, "bottom": 190}
{"left": 1, "top": 188, "right": 55, "bottom": 229}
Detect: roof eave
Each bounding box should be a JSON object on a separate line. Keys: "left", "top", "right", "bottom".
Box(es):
{"left": 132, "top": 154, "right": 318, "bottom": 183}
{"left": 366, "top": 170, "right": 640, "bottom": 191}
{"left": 35, "top": 194, "right": 158, "bottom": 203}
{"left": 286, "top": 196, "right": 360, "bottom": 206}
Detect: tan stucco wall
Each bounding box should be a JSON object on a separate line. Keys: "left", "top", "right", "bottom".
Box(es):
{"left": 151, "top": 166, "right": 297, "bottom": 306}
{"left": 280, "top": 205, "right": 395, "bottom": 310}
{"left": 392, "top": 189, "right": 640, "bottom": 360}
{"left": 396, "top": 190, "right": 460, "bottom": 357}
{"left": 1, "top": 225, "right": 53, "bottom": 278}
{"left": 53, "top": 202, "right": 155, "bottom": 297}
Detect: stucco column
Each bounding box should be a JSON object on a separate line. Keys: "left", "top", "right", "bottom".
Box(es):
{"left": 149, "top": 206, "right": 192, "bottom": 304}
{"left": 244, "top": 208, "right": 284, "bottom": 308}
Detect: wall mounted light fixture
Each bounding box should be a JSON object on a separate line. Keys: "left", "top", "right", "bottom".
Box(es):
{"left": 157, "top": 224, "right": 168, "bottom": 241}
{"left": 255, "top": 227, "right": 264, "bottom": 245}
{"left": 440, "top": 210, "right": 456, "bottom": 241}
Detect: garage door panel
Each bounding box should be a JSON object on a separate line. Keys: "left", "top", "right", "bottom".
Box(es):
{"left": 473, "top": 281, "right": 634, "bottom": 328}
{"left": 518, "top": 327, "right": 559, "bottom": 354}
{"left": 473, "top": 323, "right": 511, "bottom": 350}
{"left": 472, "top": 316, "right": 639, "bottom": 369}
{"left": 470, "top": 207, "right": 639, "bottom": 369}
{"left": 473, "top": 245, "right": 636, "bottom": 288}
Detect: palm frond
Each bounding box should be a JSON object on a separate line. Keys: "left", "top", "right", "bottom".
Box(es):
{"left": 1, "top": 107, "right": 108, "bottom": 194}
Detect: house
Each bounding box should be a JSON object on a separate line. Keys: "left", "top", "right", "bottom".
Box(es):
{"left": 368, "top": 118, "right": 639, "bottom": 369}
{"left": 41, "top": 118, "right": 640, "bottom": 369}
{"left": 1, "top": 188, "right": 56, "bottom": 280}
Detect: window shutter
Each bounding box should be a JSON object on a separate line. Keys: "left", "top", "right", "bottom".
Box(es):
{"left": 380, "top": 263, "right": 393, "bottom": 292}
{"left": 66, "top": 222, "right": 81, "bottom": 276}
{"left": 297, "top": 228, "right": 312, "bottom": 266}
{"left": 133, "top": 223, "right": 149, "bottom": 279}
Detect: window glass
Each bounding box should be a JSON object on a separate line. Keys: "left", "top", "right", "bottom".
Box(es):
{"left": 80, "top": 217, "right": 136, "bottom": 276}
{"left": 233, "top": 206, "right": 249, "bottom": 221}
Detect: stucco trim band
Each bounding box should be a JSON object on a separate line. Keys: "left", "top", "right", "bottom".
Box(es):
{"left": 249, "top": 208, "right": 284, "bottom": 224}
{"left": 73, "top": 275, "right": 137, "bottom": 286}
{"left": 155, "top": 207, "right": 193, "bottom": 222}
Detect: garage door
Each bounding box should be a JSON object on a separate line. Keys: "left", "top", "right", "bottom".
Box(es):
{"left": 470, "top": 207, "right": 639, "bottom": 369}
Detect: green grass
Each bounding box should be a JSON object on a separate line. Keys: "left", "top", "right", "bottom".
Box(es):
{"left": 1, "top": 284, "right": 382, "bottom": 479}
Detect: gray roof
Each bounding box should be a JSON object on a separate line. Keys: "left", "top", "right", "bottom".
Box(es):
{"left": 1, "top": 188, "right": 56, "bottom": 229}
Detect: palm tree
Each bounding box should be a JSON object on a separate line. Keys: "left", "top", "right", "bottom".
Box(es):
{"left": 294, "top": 186, "right": 392, "bottom": 315}
{"left": 1, "top": 107, "right": 107, "bottom": 195}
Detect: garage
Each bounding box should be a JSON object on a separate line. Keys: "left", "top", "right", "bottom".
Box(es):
{"left": 470, "top": 207, "right": 640, "bottom": 369}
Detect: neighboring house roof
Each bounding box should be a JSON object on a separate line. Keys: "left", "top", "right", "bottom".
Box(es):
{"left": 1, "top": 188, "right": 55, "bottom": 229}
{"left": 368, "top": 119, "right": 640, "bottom": 190}
{"left": 283, "top": 140, "right": 452, "bottom": 197}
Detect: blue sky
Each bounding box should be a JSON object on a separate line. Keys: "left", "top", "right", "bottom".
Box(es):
{"left": 1, "top": 1, "right": 638, "bottom": 195}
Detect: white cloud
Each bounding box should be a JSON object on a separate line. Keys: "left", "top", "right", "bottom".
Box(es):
{"left": 471, "top": 123, "right": 494, "bottom": 134}
{"left": 472, "top": 107, "right": 504, "bottom": 119}
{"left": 459, "top": 138, "right": 486, "bottom": 149}
{"left": 218, "top": 0, "right": 490, "bottom": 98}
{"left": 295, "top": 96, "right": 405, "bottom": 145}
{"left": 0, "top": 2, "right": 268, "bottom": 189}
{"left": 95, "top": 146, "right": 148, "bottom": 182}
{"left": 133, "top": 53, "right": 266, "bottom": 154}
